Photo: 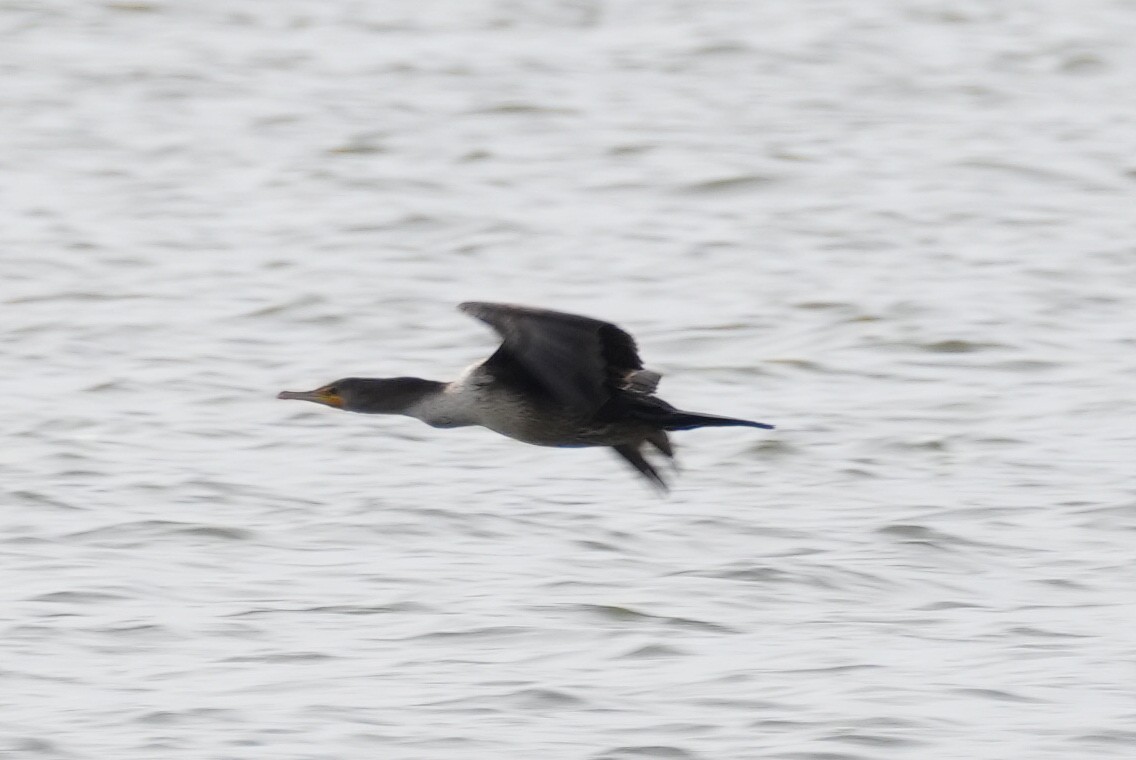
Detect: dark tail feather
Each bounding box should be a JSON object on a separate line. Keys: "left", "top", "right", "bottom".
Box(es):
{"left": 658, "top": 410, "right": 774, "bottom": 432}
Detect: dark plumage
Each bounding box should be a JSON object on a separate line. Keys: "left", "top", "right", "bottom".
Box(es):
{"left": 278, "top": 302, "right": 773, "bottom": 491}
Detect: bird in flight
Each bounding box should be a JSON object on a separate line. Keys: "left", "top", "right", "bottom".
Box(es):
{"left": 278, "top": 302, "right": 773, "bottom": 491}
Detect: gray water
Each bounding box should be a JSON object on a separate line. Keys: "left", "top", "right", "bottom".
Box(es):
{"left": 3, "top": 2, "right": 1136, "bottom": 758}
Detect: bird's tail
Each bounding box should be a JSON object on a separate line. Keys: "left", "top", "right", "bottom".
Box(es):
{"left": 657, "top": 409, "right": 774, "bottom": 432}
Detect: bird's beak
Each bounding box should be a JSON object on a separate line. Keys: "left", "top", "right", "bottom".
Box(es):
{"left": 277, "top": 388, "right": 344, "bottom": 408}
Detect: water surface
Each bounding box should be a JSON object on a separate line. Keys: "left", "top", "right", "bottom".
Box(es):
{"left": 3, "top": 2, "right": 1136, "bottom": 758}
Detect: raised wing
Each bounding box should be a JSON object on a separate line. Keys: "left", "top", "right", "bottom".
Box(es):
{"left": 459, "top": 302, "right": 648, "bottom": 414}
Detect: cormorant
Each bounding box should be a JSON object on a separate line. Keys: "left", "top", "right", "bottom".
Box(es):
{"left": 278, "top": 302, "right": 773, "bottom": 491}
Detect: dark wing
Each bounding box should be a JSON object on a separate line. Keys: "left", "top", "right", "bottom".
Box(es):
{"left": 612, "top": 444, "right": 669, "bottom": 493}
{"left": 459, "top": 302, "right": 647, "bottom": 414}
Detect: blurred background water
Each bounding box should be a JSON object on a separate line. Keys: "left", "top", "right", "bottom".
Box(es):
{"left": 3, "top": 1, "right": 1136, "bottom": 758}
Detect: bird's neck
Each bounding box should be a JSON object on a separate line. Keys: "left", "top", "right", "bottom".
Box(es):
{"left": 402, "top": 379, "right": 482, "bottom": 429}
{"left": 347, "top": 377, "right": 447, "bottom": 416}
{"left": 346, "top": 376, "right": 482, "bottom": 429}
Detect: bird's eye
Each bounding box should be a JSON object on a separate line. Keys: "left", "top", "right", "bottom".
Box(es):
{"left": 325, "top": 386, "right": 338, "bottom": 395}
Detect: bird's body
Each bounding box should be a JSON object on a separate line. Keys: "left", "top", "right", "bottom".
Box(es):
{"left": 278, "top": 302, "right": 773, "bottom": 491}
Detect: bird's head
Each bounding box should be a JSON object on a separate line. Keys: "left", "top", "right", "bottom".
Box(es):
{"left": 277, "top": 379, "right": 353, "bottom": 410}
{"left": 277, "top": 377, "right": 442, "bottom": 414}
